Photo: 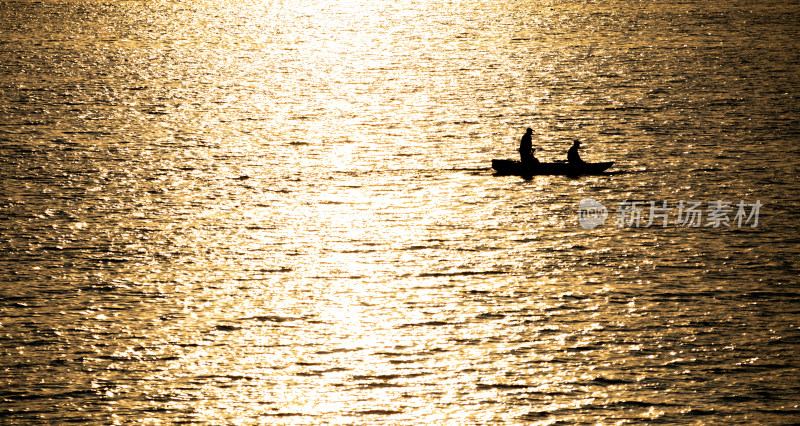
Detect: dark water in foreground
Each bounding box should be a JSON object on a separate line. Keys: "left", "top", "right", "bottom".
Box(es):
{"left": 2, "top": 0, "right": 799, "bottom": 423}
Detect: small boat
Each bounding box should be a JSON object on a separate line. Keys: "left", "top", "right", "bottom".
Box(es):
{"left": 492, "top": 159, "right": 614, "bottom": 176}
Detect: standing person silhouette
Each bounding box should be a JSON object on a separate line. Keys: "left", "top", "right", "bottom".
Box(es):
{"left": 518, "top": 128, "right": 538, "bottom": 168}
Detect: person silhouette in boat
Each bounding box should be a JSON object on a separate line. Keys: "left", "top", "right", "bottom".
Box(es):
{"left": 519, "top": 128, "right": 539, "bottom": 169}
{"left": 567, "top": 139, "right": 586, "bottom": 166}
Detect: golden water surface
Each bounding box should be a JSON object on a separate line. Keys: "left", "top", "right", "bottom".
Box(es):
{"left": 1, "top": 0, "right": 799, "bottom": 423}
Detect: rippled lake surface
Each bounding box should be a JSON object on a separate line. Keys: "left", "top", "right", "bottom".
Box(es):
{"left": 2, "top": 0, "right": 799, "bottom": 423}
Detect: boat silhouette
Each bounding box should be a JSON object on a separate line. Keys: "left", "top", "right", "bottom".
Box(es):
{"left": 491, "top": 159, "right": 614, "bottom": 176}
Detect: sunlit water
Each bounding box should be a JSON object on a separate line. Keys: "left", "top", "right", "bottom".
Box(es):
{"left": 1, "top": 0, "right": 799, "bottom": 423}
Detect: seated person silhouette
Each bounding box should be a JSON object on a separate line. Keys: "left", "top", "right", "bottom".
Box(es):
{"left": 567, "top": 139, "right": 586, "bottom": 166}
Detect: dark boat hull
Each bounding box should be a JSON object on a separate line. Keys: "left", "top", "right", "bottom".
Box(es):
{"left": 491, "top": 159, "right": 614, "bottom": 176}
